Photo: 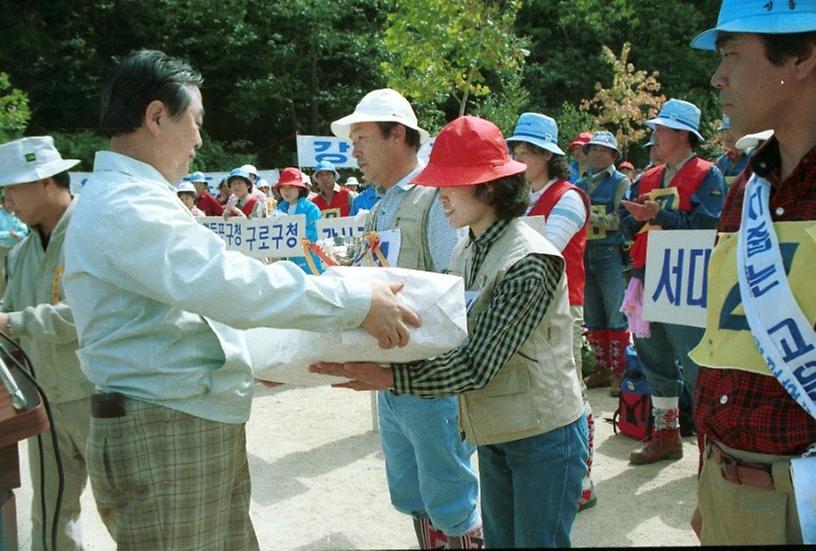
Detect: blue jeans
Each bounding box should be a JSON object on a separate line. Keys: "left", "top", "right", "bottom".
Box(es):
{"left": 378, "top": 391, "right": 479, "bottom": 536}
{"left": 584, "top": 243, "right": 628, "bottom": 331}
{"left": 633, "top": 322, "right": 705, "bottom": 398}
{"left": 478, "top": 416, "right": 588, "bottom": 548}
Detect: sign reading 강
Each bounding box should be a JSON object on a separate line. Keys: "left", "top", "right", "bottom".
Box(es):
{"left": 642, "top": 230, "right": 716, "bottom": 328}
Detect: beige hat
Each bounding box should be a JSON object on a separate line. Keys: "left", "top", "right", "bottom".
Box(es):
{"left": 735, "top": 129, "right": 773, "bottom": 152}
{"left": 177, "top": 182, "right": 196, "bottom": 193}
{"left": 0, "top": 136, "right": 80, "bottom": 187}
{"left": 331, "top": 88, "right": 429, "bottom": 144}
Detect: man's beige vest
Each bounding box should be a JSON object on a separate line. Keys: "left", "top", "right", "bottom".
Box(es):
{"left": 366, "top": 185, "right": 436, "bottom": 270}
{"left": 451, "top": 219, "right": 584, "bottom": 446}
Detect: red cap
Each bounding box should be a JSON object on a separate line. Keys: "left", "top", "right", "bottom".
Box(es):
{"left": 274, "top": 167, "right": 310, "bottom": 190}
{"left": 412, "top": 116, "right": 527, "bottom": 187}
{"left": 618, "top": 161, "right": 635, "bottom": 171}
{"left": 568, "top": 131, "right": 593, "bottom": 150}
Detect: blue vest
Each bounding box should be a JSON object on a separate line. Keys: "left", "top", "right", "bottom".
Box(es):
{"left": 577, "top": 170, "right": 626, "bottom": 245}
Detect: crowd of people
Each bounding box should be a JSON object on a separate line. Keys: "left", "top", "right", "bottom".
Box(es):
{"left": 0, "top": 0, "right": 814, "bottom": 549}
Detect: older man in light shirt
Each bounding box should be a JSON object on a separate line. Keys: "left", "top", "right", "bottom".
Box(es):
{"left": 63, "top": 50, "right": 419, "bottom": 550}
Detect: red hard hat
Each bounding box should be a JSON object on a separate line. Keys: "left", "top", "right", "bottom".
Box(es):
{"left": 412, "top": 116, "right": 527, "bottom": 187}
{"left": 569, "top": 131, "right": 593, "bottom": 150}
{"left": 274, "top": 167, "right": 310, "bottom": 190}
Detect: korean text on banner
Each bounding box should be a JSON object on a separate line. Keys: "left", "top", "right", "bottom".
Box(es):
{"left": 642, "top": 229, "right": 716, "bottom": 328}
{"left": 198, "top": 215, "right": 306, "bottom": 258}
{"left": 246, "top": 266, "right": 468, "bottom": 386}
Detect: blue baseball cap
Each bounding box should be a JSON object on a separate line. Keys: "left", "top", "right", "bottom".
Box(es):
{"left": 718, "top": 114, "right": 731, "bottom": 131}
{"left": 506, "top": 113, "right": 565, "bottom": 156}
{"left": 582, "top": 131, "right": 620, "bottom": 156}
{"left": 313, "top": 160, "right": 340, "bottom": 178}
{"left": 692, "top": 0, "right": 816, "bottom": 51}
{"left": 646, "top": 99, "right": 705, "bottom": 142}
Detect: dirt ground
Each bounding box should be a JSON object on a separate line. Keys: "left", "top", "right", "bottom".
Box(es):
{"left": 15, "top": 385, "right": 699, "bottom": 549}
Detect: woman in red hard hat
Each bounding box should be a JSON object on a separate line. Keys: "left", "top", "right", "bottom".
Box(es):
{"left": 312, "top": 116, "right": 588, "bottom": 549}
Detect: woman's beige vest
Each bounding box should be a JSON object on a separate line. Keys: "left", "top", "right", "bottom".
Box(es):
{"left": 451, "top": 219, "right": 584, "bottom": 446}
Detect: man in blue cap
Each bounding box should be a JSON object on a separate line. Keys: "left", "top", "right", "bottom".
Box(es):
{"left": 714, "top": 115, "right": 750, "bottom": 187}
{"left": 620, "top": 98, "right": 726, "bottom": 465}
{"left": 687, "top": 0, "right": 816, "bottom": 545}
{"left": 575, "top": 131, "right": 632, "bottom": 397}
{"left": 311, "top": 159, "right": 353, "bottom": 217}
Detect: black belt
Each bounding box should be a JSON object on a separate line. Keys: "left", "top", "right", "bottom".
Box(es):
{"left": 91, "top": 392, "right": 127, "bottom": 418}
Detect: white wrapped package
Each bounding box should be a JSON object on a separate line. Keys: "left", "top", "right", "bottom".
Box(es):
{"left": 247, "top": 266, "right": 468, "bottom": 385}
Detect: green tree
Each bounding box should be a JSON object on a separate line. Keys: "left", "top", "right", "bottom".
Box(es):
{"left": 381, "top": 0, "right": 526, "bottom": 129}
{"left": 580, "top": 43, "right": 665, "bottom": 159}
{"left": 0, "top": 72, "right": 30, "bottom": 142}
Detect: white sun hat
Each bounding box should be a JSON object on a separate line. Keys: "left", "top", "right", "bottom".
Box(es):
{"left": 0, "top": 136, "right": 80, "bottom": 187}
{"left": 331, "top": 88, "right": 430, "bottom": 144}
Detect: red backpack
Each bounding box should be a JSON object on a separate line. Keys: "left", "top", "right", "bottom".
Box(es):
{"left": 609, "top": 346, "right": 653, "bottom": 440}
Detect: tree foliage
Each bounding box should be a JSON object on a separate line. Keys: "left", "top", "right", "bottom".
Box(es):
{"left": 1, "top": 0, "right": 725, "bottom": 170}
{"left": 0, "top": 72, "right": 30, "bottom": 142}
{"left": 580, "top": 43, "right": 665, "bottom": 159}
{"left": 381, "top": 0, "right": 526, "bottom": 128}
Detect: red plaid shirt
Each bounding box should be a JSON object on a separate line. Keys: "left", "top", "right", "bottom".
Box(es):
{"left": 694, "top": 137, "right": 816, "bottom": 455}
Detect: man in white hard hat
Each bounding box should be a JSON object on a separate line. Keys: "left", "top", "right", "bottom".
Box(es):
{"left": 330, "top": 89, "right": 482, "bottom": 549}
{"left": 688, "top": 1, "right": 816, "bottom": 545}
{"left": 62, "top": 50, "right": 419, "bottom": 549}
{"left": 0, "top": 136, "right": 97, "bottom": 551}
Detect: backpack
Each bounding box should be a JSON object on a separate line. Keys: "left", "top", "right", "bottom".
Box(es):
{"left": 610, "top": 345, "right": 653, "bottom": 440}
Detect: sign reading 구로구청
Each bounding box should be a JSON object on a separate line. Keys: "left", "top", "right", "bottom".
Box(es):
{"left": 198, "top": 215, "right": 306, "bottom": 258}
{"left": 642, "top": 229, "right": 717, "bottom": 328}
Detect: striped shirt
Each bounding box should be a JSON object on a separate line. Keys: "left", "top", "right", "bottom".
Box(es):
{"left": 527, "top": 178, "right": 587, "bottom": 251}
{"left": 391, "top": 219, "right": 562, "bottom": 397}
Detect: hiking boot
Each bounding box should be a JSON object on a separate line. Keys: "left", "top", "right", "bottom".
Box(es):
{"left": 629, "top": 429, "right": 683, "bottom": 465}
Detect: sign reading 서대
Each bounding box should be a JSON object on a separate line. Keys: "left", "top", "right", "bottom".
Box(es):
{"left": 642, "top": 230, "right": 717, "bottom": 328}
{"left": 198, "top": 215, "right": 306, "bottom": 258}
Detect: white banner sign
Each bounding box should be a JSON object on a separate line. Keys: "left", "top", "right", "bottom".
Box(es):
{"left": 296, "top": 134, "right": 434, "bottom": 169}
{"left": 643, "top": 230, "right": 717, "bottom": 328}
{"left": 315, "top": 215, "right": 368, "bottom": 240}
{"left": 198, "top": 215, "right": 306, "bottom": 258}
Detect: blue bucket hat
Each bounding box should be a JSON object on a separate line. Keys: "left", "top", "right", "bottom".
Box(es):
{"left": 184, "top": 171, "right": 207, "bottom": 183}
{"left": 582, "top": 131, "right": 620, "bottom": 157}
{"left": 227, "top": 167, "right": 253, "bottom": 186}
{"left": 313, "top": 159, "right": 340, "bottom": 179}
{"left": 646, "top": 99, "right": 705, "bottom": 142}
{"left": 691, "top": 0, "right": 816, "bottom": 51}
{"left": 506, "top": 113, "right": 565, "bottom": 156}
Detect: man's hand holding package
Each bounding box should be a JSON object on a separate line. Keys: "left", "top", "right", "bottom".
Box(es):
{"left": 309, "top": 361, "right": 394, "bottom": 391}
{"left": 362, "top": 281, "right": 421, "bottom": 349}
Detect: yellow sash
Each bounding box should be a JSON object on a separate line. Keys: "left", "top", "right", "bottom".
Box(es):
{"left": 51, "top": 264, "right": 64, "bottom": 305}
{"left": 690, "top": 221, "right": 816, "bottom": 376}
